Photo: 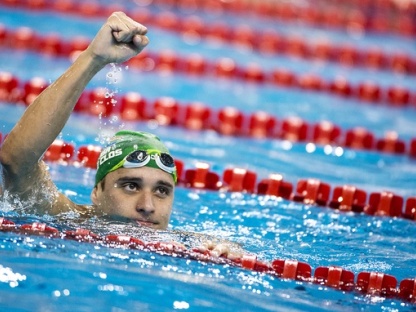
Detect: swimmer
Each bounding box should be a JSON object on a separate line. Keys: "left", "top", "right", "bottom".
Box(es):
{"left": 0, "top": 12, "right": 241, "bottom": 258}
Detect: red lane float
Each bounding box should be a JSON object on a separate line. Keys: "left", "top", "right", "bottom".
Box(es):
{"left": 241, "top": 63, "right": 266, "bottom": 83}
{"left": 119, "top": 92, "right": 147, "bottom": 121}
{"left": 297, "top": 73, "right": 325, "bottom": 92}
{"left": 387, "top": 86, "right": 411, "bottom": 107}
{"left": 344, "top": 127, "right": 375, "bottom": 150}
{"left": 184, "top": 162, "right": 221, "bottom": 190}
{"left": 280, "top": 117, "right": 309, "bottom": 142}
{"left": 184, "top": 53, "right": 208, "bottom": 75}
{"left": 64, "top": 228, "right": 100, "bottom": 243}
{"left": 32, "top": 138, "right": 416, "bottom": 223}
{"left": 312, "top": 121, "right": 341, "bottom": 145}
{"left": 76, "top": 145, "right": 101, "bottom": 168}
{"left": 44, "top": 139, "right": 75, "bottom": 162}
{"left": 11, "top": 26, "right": 38, "bottom": 50}
{"left": 292, "top": 179, "right": 331, "bottom": 206}
{"left": 2, "top": 24, "right": 416, "bottom": 107}
{"left": 272, "top": 259, "right": 312, "bottom": 281}
{"left": 248, "top": 111, "right": 277, "bottom": 139}
{"left": 0, "top": 71, "right": 21, "bottom": 102}
{"left": 257, "top": 174, "right": 293, "bottom": 200}
{"left": 1, "top": 72, "right": 416, "bottom": 159}
{"left": 20, "top": 222, "right": 59, "bottom": 236}
{"left": 400, "top": 279, "right": 416, "bottom": 303}
{"left": 1, "top": 4, "right": 416, "bottom": 78}
{"left": 153, "top": 96, "right": 181, "bottom": 125}
{"left": 214, "top": 58, "right": 240, "bottom": 79}
{"left": 365, "top": 191, "right": 404, "bottom": 217}
{"left": 2, "top": 218, "right": 414, "bottom": 303}
{"left": 183, "top": 102, "right": 212, "bottom": 130}
{"left": 155, "top": 50, "right": 181, "bottom": 72}
{"left": 329, "top": 185, "right": 367, "bottom": 213}
{"left": 86, "top": 87, "right": 118, "bottom": 117}
{"left": 0, "top": 217, "right": 16, "bottom": 229}
{"left": 411, "top": 140, "right": 416, "bottom": 158}
{"left": 271, "top": 69, "right": 296, "bottom": 87}
{"left": 23, "top": 77, "right": 48, "bottom": 106}
{"left": 358, "top": 81, "right": 382, "bottom": 103}
{"left": 166, "top": 0, "right": 416, "bottom": 38}
{"left": 404, "top": 197, "right": 416, "bottom": 220}
{"left": 240, "top": 255, "right": 271, "bottom": 273}
{"left": 38, "top": 33, "right": 64, "bottom": 56}
{"left": 174, "top": 159, "right": 184, "bottom": 181}
{"left": 216, "top": 107, "right": 245, "bottom": 136}
{"left": 222, "top": 168, "right": 256, "bottom": 193}
{"left": 356, "top": 272, "right": 398, "bottom": 297}
{"left": 314, "top": 266, "right": 355, "bottom": 291}
{"left": 376, "top": 131, "right": 406, "bottom": 154}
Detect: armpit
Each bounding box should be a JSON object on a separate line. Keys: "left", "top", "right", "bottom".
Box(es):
{"left": 1, "top": 161, "right": 61, "bottom": 214}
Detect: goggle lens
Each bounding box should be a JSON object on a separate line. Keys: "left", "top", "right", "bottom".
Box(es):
{"left": 126, "top": 150, "right": 148, "bottom": 163}
{"left": 159, "top": 153, "right": 175, "bottom": 168}
{"left": 123, "top": 150, "right": 175, "bottom": 174}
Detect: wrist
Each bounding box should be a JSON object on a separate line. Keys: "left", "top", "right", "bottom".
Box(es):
{"left": 77, "top": 48, "right": 108, "bottom": 74}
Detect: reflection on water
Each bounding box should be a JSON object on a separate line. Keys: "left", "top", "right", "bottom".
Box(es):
{"left": 1, "top": 136, "right": 416, "bottom": 310}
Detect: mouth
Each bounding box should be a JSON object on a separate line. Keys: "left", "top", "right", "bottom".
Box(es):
{"left": 135, "top": 220, "right": 157, "bottom": 228}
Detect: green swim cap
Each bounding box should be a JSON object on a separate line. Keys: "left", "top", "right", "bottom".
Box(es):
{"left": 95, "top": 130, "right": 177, "bottom": 186}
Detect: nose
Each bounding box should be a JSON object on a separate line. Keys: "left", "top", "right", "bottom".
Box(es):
{"left": 135, "top": 191, "right": 155, "bottom": 216}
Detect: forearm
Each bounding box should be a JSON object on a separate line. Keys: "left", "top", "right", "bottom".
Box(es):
{"left": 1, "top": 11, "right": 149, "bottom": 183}
{"left": 1, "top": 51, "right": 105, "bottom": 173}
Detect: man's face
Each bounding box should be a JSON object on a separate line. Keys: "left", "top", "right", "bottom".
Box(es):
{"left": 91, "top": 166, "right": 175, "bottom": 230}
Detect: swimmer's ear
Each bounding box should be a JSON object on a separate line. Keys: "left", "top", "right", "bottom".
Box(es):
{"left": 91, "top": 187, "right": 99, "bottom": 205}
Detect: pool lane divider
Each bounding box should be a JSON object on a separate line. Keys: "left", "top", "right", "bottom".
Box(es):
{"left": 46, "top": 141, "right": 416, "bottom": 222}
{"left": 1, "top": 0, "right": 415, "bottom": 39}
{"left": 1, "top": 72, "right": 416, "bottom": 159}
{"left": 137, "top": 0, "right": 416, "bottom": 39}
{"left": 0, "top": 216, "right": 415, "bottom": 304}
{"left": 0, "top": 134, "right": 414, "bottom": 222}
{"left": 1, "top": 0, "right": 416, "bottom": 75}
{"left": 1, "top": 19, "right": 416, "bottom": 108}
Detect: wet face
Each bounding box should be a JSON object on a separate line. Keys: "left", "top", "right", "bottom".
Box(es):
{"left": 91, "top": 166, "right": 175, "bottom": 230}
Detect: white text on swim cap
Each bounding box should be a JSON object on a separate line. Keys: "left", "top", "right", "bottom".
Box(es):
{"left": 99, "top": 148, "right": 123, "bottom": 166}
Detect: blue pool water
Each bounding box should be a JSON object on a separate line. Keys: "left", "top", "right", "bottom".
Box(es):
{"left": 1, "top": 2, "right": 416, "bottom": 311}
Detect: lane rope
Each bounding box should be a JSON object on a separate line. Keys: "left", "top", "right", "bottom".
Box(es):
{"left": 0, "top": 217, "right": 415, "bottom": 304}
{"left": 0, "top": 0, "right": 416, "bottom": 77}
{"left": 147, "top": 0, "right": 416, "bottom": 38}
{"left": 0, "top": 135, "right": 414, "bottom": 223}
{"left": 1, "top": 72, "right": 416, "bottom": 159}
{"left": 1, "top": 0, "right": 415, "bottom": 306}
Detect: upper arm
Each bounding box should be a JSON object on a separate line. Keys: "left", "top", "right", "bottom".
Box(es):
{"left": 1, "top": 160, "right": 78, "bottom": 215}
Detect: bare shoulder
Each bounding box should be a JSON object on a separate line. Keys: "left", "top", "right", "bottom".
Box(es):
{"left": 54, "top": 193, "right": 95, "bottom": 216}
{"left": 1, "top": 160, "right": 93, "bottom": 216}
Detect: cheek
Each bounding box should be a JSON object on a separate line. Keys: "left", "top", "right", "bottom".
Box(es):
{"left": 100, "top": 190, "right": 124, "bottom": 213}
{"left": 160, "top": 198, "right": 174, "bottom": 216}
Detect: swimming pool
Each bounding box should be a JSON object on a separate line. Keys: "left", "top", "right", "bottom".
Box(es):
{"left": 1, "top": 1, "right": 416, "bottom": 311}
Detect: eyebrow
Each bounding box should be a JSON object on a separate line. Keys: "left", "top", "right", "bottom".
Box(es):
{"left": 115, "top": 176, "right": 174, "bottom": 190}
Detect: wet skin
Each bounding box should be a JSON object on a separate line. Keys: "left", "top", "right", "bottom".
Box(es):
{"left": 91, "top": 166, "right": 175, "bottom": 230}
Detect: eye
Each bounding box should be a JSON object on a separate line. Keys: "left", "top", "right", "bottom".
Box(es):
{"left": 121, "top": 182, "right": 139, "bottom": 192}
{"left": 154, "top": 185, "right": 171, "bottom": 198}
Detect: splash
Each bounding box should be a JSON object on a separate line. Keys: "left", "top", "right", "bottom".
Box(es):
{"left": 0, "top": 177, "right": 58, "bottom": 216}
{"left": 0, "top": 265, "right": 27, "bottom": 287}
{"left": 96, "top": 63, "right": 126, "bottom": 145}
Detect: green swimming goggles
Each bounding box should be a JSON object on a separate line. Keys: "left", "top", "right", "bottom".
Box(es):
{"left": 122, "top": 149, "right": 175, "bottom": 173}
{"left": 94, "top": 130, "right": 178, "bottom": 186}
{"left": 111, "top": 149, "right": 176, "bottom": 177}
